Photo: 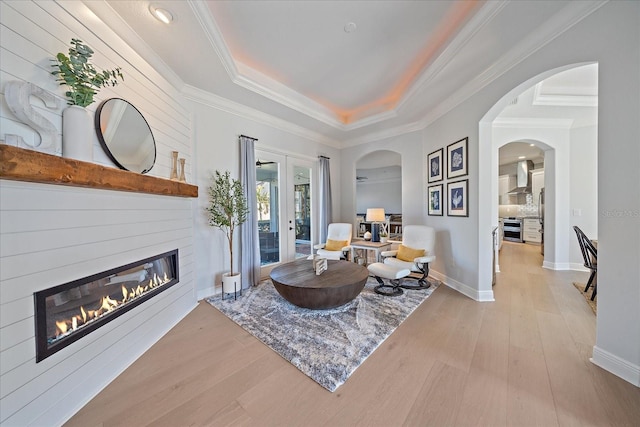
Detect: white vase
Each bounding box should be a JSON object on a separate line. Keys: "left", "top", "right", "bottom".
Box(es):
{"left": 62, "top": 105, "right": 92, "bottom": 162}
{"left": 222, "top": 272, "right": 242, "bottom": 298}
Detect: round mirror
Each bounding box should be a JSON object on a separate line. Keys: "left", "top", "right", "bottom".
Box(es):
{"left": 95, "top": 98, "right": 156, "bottom": 174}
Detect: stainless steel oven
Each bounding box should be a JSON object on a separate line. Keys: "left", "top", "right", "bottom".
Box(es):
{"left": 503, "top": 217, "right": 523, "bottom": 242}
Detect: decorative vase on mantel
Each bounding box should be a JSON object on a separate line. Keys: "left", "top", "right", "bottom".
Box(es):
{"left": 62, "top": 105, "right": 93, "bottom": 162}
{"left": 170, "top": 151, "right": 179, "bottom": 180}
{"left": 178, "top": 158, "right": 186, "bottom": 182}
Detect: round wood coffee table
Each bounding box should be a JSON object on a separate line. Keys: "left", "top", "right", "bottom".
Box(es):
{"left": 269, "top": 258, "right": 369, "bottom": 309}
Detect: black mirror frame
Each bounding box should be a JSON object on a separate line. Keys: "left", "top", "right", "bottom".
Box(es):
{"left": 95, "top": 98, "right": 157, "bottom": 174}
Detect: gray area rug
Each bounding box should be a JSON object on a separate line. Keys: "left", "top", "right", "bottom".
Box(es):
{"left": 206, "top": 276, "right": 438, "bottom": 392}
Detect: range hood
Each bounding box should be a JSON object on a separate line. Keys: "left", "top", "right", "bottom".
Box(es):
{"left": 507, "top": 160, "right": 534, "bottom": 195}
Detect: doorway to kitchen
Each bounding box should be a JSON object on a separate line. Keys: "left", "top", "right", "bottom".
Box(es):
{"left": 478, "top": 62, "right": 599, "bottom": 294}
{"left": 496, "top": 140, "right": 547, "bottom": 271}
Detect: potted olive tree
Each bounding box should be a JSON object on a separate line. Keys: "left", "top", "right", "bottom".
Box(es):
{"left": 51, "top": 38, "right": 123, "bottom": 161}
{"left": 206, "top": 170, "right": 250, "bottom": 296}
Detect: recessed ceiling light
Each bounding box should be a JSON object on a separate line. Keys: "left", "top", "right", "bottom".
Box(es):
{"left": 529, "top": 143, "right": 535, "bottom": 146}
{"left": 518, "top": 155, "right": 526, "bottom": 159}
{"left": 149, "top": 5, "right": 173, "bottom": 24}
{"left": 344, "top": 22, "right": 357, "bottom": 33}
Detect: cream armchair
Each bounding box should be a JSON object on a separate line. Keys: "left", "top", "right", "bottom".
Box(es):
{"left": 381, "top": 225, "right": 436, "bottom": 288}
{"left": 314, "top": 223, "right": 353, "bottom": 260}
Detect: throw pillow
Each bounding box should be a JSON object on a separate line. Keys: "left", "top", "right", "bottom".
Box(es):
{"left": 397, "top": 244, "right": 425, "bottom": 262}
{"left": 325, "top": 239, "right": 348, "bottom": 251}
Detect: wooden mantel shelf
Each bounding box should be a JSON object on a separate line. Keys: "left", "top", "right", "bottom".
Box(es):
{"left": 0, "top": 145, "right": 198, "bottom": 198}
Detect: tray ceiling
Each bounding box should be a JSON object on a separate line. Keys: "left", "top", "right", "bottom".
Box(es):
{"left": 95, "top": 0, "right": 600, "bottom": 146}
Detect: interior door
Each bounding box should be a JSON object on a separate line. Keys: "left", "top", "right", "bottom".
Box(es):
{"left": 255, "top": 150, "right": 314, "bottom": 277}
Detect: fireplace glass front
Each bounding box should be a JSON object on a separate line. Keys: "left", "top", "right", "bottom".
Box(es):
{"left": 34, "top": 249, "right": 179, "bottom": 362}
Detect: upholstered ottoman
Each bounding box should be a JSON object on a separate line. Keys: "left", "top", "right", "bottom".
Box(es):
{"left": 367, "top": 262, "right": 411, "bottom": 296}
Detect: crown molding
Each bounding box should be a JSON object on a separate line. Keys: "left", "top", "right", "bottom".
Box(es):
{"left": 189, "top": 0, "right": 347, "bottom": 129}
{"left": 342, "top": 121, "right": 425, "bottom": 148}
{"left": 187, "top": 0, "right": 238, "bottom": 79}
{"left": 414, "top": 0, "right": 607, "bottom": 132}
{"left": 396, "top": 1, "right": 509, "bottom": 113}
{"left": 232, "top": 62, "right": 343, "bottom": 128}
{"left": 492, "top": 117, "right": 574, "bottom": 129}
{"left": 533, "top": 82, "right": 598, "bottom": 107}
{"left": 182, "top": 85, "right": 341, "bottom": 148}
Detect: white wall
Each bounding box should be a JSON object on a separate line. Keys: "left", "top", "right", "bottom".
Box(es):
{"left": 0, "top": 1, "right": 197, "bottom": 425}
{"left": 356, "top": 174, "right": 402, "bottom": 215}
{"left": 569, "top": 124, "right": 598, "bottom": 268}
{"left": 185, "top": 93, "right": 340, "bottom": 300}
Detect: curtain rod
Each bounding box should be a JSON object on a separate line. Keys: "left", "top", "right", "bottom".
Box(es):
{"left": 318, "top": 155, "right": 330, "bottom": 159}
{"left": 240, "top": 134, "right": 258, "bottom": 141}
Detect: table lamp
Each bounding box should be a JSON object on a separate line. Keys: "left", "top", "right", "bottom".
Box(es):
{"left": 366, "top": 208, "right": 386, "bottom": 242}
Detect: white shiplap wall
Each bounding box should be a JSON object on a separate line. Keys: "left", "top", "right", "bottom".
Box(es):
{"left": 0, "top": 1, "right": 197, "bottom": 425}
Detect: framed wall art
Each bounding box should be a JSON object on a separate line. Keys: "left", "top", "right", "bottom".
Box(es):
{"left": 447, "top": 179, "right": 468, "bottom": 217}
{"left": 427, "top": 148, "right": 443, "bottom": 183}
{"left": 427, "top": 184, "right": 443, "bottom": 216}
{"left": 446, "top": 137, "right": 468, "bottom": 179}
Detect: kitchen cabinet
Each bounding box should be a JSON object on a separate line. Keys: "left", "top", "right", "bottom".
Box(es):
{"left": 531, "top": 169, "right": 544, "bottom": 206}
{"left": 523, "top": 218, "right": 541, "bottom": 243}
{"left": 498, "top": 174, "right": 514, "bottom": 205}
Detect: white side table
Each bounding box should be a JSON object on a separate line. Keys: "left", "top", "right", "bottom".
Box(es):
{"left": 350, "top": 240, "right": 393, "bottom": 265}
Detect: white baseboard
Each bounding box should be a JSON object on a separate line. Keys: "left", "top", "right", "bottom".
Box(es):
{"left": 197, "top": 285, "right": 218, "bottom": 301}
{"left": 569, "top": 262, "right": 589, "bottom": 272}
{"left": 591, "top": 346, "right": 640, "bottom": 387}
{"left": 430, "top": 270, "right": 495, "bottom": 302}
{"left": 542, "top": 260, "right": 571, "bottom": 270}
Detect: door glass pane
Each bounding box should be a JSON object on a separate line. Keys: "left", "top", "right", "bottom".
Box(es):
{"left": 256, "top": 163, "right": 280, "bottom": 265}
{"left": 293, "top": 165, "right": 312, "bottom": 259}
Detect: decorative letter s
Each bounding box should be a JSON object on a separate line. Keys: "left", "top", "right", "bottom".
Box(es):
{"left": 4, "top": 81, "right": 62, "bottom": 156}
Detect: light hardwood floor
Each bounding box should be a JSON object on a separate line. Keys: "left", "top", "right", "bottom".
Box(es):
{"left": 66, "top": 242, "right": 640, "bottom": 426}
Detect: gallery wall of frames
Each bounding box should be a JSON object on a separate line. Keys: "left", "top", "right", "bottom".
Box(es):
{"left": 427, "top": 137, "right": 468, "bottom": 217}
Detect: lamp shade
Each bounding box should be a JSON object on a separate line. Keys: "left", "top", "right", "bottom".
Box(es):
{"left": 366, "top": 208, "right": 385, "bottom": 222}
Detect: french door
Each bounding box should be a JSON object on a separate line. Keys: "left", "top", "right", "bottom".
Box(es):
{"left": 255, "top": 150, "right": 314, "bottom": 277}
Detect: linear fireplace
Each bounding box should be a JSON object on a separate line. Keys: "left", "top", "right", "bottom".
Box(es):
{"left": 34, "top": 249, "right": 179, "bottom": 362}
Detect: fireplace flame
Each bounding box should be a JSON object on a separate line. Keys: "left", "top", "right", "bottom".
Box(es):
{"left": 56, "top": 320, "right": 68, "bottom": 334}
{"left": 53, "top": 271, "right": 173, "bottom": 339}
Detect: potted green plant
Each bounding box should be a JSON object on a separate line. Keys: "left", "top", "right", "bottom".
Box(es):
{"left": 51, "top": 38, "right": 123, "bottom": 161}
{"left": 206, "top": 170, "right": 250, "bottom": 296}
{"left": 380, "top": 230, "right": 388, "bottom": 243}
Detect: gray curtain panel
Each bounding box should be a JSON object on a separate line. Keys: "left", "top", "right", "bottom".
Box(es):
{"left": 318, "top": 156, "right": 332, "bottom": 243}
{"left": 239, "top": 135, "right": 260, "bottom": 288}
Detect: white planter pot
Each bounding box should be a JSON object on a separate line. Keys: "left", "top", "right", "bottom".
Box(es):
{"left": 380, "top": 237, "right": 388, "bottom": 243}
{"left": 62, "top": 105, "right": 92, "bottom": 162}
{"left": 222, "top": 272, "right": 242, "bottom": 297}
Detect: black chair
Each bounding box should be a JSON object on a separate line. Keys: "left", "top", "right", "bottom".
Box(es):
{"left": 573, "top": 226, "right": 598, "bottom": 300}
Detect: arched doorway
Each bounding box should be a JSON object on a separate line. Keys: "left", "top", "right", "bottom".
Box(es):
{"left": 354, "top": 150, "right": 402, "bottom": 237}
{"left": 478, "top": 62, "right": 598, "bottom": 293}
